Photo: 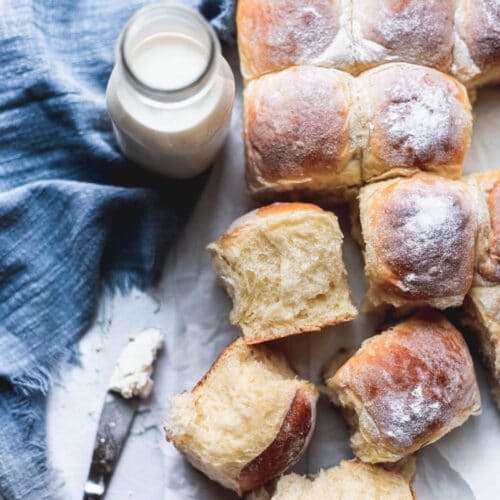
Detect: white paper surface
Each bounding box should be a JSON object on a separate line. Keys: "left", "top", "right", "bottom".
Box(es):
{"left": 47, "top": 48, "right": 500, "bottom": 499}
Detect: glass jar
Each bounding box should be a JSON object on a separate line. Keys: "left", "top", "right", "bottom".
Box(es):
{"left": 106, "top": 3, "right": 235, "bottom": 178}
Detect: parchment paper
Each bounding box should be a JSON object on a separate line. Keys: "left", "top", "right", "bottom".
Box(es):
{"left": 47, "top": 48, "right": 500, "bottom": 500}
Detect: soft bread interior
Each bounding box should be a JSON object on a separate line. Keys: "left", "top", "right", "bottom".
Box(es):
{"left": 165, "top": 339, "right": 305, "bottom": 489}
{"left": 260, "top": 460, "right": 414, "bottom": 500}
{"left": 208, "top": 210, "right": 357, "bottom": 342}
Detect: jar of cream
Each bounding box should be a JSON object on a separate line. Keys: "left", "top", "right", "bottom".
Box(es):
{"left": 106, "top": 3, "right": 235, "bottom": 178}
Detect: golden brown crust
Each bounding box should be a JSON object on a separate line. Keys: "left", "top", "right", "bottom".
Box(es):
{"left": 465, "top": 170, "right": 500, "bottom": 285}
{"left": 359, "top": 63, "right": 472, "bottom": 182}
{"left": 237, "top": 0, "right": 346, "bottom": 80}
{"left": 360, "top": 174, "right": 476, "bottom": 309}
{"left": 461, "top": 0, "right": 500, "bottom": 83}
{"left": 225, "top": 203, "right": 323, "bottom": 236}
{"left": 353, "top": 0, "right": 455, "bottom": 72}
{"left": 329, "top": 310, "right": 481, "bottom": 462}
{"left": 238, "top": 386, "right": 317, "bottom": 493}
{"left": 245, "top": 311, "right": 358, "bottom": 345}
{"left": 244, "top": 66, "right": 360, "bottom": 203}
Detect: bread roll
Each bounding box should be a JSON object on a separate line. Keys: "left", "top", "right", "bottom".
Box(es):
{"left": 325, "top": 310, "right": 482, "bottom": 463}
{"left": 244, "top": 64, "right": 471, "bottom": 204}
{"left": 353, "top": 0, "right": 455, "bottom": 74}
{"left": 453, "top": 0, "right": 500, "bottom": 87}
{"left": 236, "top": 0, "right": 354, "bottom": 81}
{"left": 207, "top": 203, "right": 357, "bottom": 343}
{"left": 165, "top": 338, "right": 318, "bottom": 495}
{"left": 464, "top": 170, "right": 500, "bottom": 285}
{"left": 358, "top": 64, "right": 472, "bottom": 183}
{"left": 462, "top": 286, "right": 500, "bottom": 409}
{"left": 244, "top": 66, "right": 361, "bottom": 204}
{"left": 247, "top": 460, "right": 415, "bottom": 500}
{"left": 357, "top": 173, "right": 476, "bottom": 310}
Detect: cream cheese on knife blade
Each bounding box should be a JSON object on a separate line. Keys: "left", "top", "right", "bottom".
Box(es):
{"left": 109, "top": 328, "right": 164, "bottom": 399}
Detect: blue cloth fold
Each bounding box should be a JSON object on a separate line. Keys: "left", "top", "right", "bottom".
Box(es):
{"left": 0, "top": 1, "right": 235, "bottom": 499}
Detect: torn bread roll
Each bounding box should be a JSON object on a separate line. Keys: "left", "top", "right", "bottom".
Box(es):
{"left": 464, "top": 170, "right": 500, "bottom": 286}
{"left": 357, "top": 173, "right": 476, "bottom": 311}
{"left": 244, "top": 64, "right": 472, "bottom": 204}
{"left": 207, "top": 203, "right": 357, "bottom": 343}
{"left": 164, "top": 338, "right": 318, "bottom": 496}
{"left": 247, "top": 460, "right": 415, "bottom": 500}
{"left": 462, "top": 286, "right": 500, "bottom": 409}
{"left": 324, "top": 310, "right": 481, "bottom": 463}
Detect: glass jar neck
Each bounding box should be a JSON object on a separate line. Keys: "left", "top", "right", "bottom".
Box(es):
{"left": 118, "top": 3, "right": 220, "bottom": 103}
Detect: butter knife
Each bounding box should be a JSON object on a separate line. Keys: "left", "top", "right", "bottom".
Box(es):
{"left": 82, "top": 328, "right": 163, "bottom": 499}
{"left": 83, "top": 393, "right": 140, "bottom": 500}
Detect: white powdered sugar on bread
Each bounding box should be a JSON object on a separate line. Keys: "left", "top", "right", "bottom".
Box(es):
{"left": 382, "top": 77, "right": 460, "bottom": 166}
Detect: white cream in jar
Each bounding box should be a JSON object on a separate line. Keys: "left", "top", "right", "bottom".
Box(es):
{"left": 106, "top": 4, "right": 235, "bottom": 178}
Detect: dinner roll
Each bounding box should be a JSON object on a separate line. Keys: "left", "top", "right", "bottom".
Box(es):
{"left": 325, "top": 310, "right": 482, "bottom": 463}
{"left": 352, "top": 0, "right": 455, "bottom": 74}
{"left": 358, "top": 64, "right": 472, "bottom": 183}
{"left": 464, "top": 170, "right": 500, "bottom": 285}
{"left": 247, "top": 460, "right": 415, "bottom": 500}
{"left": 236, "top": 0, "right": 353, "bottom": 81}
{"left": 462, "top": 286, "right": 500, "bottom": 409}
{"left": 207, "top": 203, "right": 357, "bottom": 343}
{"left": 453, "top": 0, "right": 500, "bottom": 87}
{"left": 165, "top": 338, "right": 318, "bottom": 495}
{"left": 357, "top": 173, "right": 476, "bottom": 310}
{"left": 244, "top": 66, "right": 361, "bottom": 204}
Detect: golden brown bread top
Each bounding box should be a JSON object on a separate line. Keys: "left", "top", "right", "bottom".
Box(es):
{"left": 354, "top": 0, "right": 455, "bottom": 71}
{"left": 244, "top": 66, "right": 353, "bottom": 191}
{"left": 363, "top": 174, "right": 476, "bottom": 301}
{"left": 359, "top": 64, "right": 472, "bottom": 178}
{"left": 237, "top": 0, "right": 342, "bottom": 80}
{"left": 224, "top": 202, "right": 324, "bottom": 235}
{"left": 461, "top": 0, "right": 500, "bottom": 71}
{"left": 331, "top": 310, "right": 481, "bottom": 456}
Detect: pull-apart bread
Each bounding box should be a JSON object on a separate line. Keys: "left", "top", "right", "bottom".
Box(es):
{"left": 207, "top": 203, "right": 357, "bottom": 343}
{"left": 462, "top": 286, "right": 500, "bottom": 409}
{"left": 356, "top": 173, "right": 476, "bottom": 311}
{"left": 464, "top": 170, "right": 500, "bottom": 286}
{"left": 324, "top": 310, "right": 481, "bottom": 463}
{"left": 244, "top": 63, "right": 472, "bottom": 203}
{"left": 237, "top": 0, "right": 500, "bottom": 86}
{"left": 164, "top": 338, "right": 318, "bottom": 496}
{"left": 247, "top": 460, "right": 415, "bottom": 500}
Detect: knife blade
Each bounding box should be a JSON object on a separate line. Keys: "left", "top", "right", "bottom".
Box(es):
{"left": 83, "top": 393, "right": 140, "bottom": 500}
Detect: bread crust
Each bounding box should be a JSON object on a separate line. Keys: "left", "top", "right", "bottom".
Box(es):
{"left": 326, "top": 310, "right": 481, "bottom": 462}
{"left": 238, "top": 386, "right": 317, "bottom": 493}
{"left": 353, "top": 0, "right": 455, "bottom": 73}
{"left": 237, "top": 0, "right": 353, "bottom": 81}
{"left": 358, "top": 173, "right": 476, "bottom": 310}
{"left": 462, "top": 286, "right": 500, "bottom": 409}
{"left": 464, "top": 170, "right": 500, "bottom": 285}
{"left": 454, "top": 0, "right": 500, "bottom": 86}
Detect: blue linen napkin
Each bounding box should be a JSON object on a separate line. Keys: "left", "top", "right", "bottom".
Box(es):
{"left": 0, "top": 1, "right": 235, "bottom": 499}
